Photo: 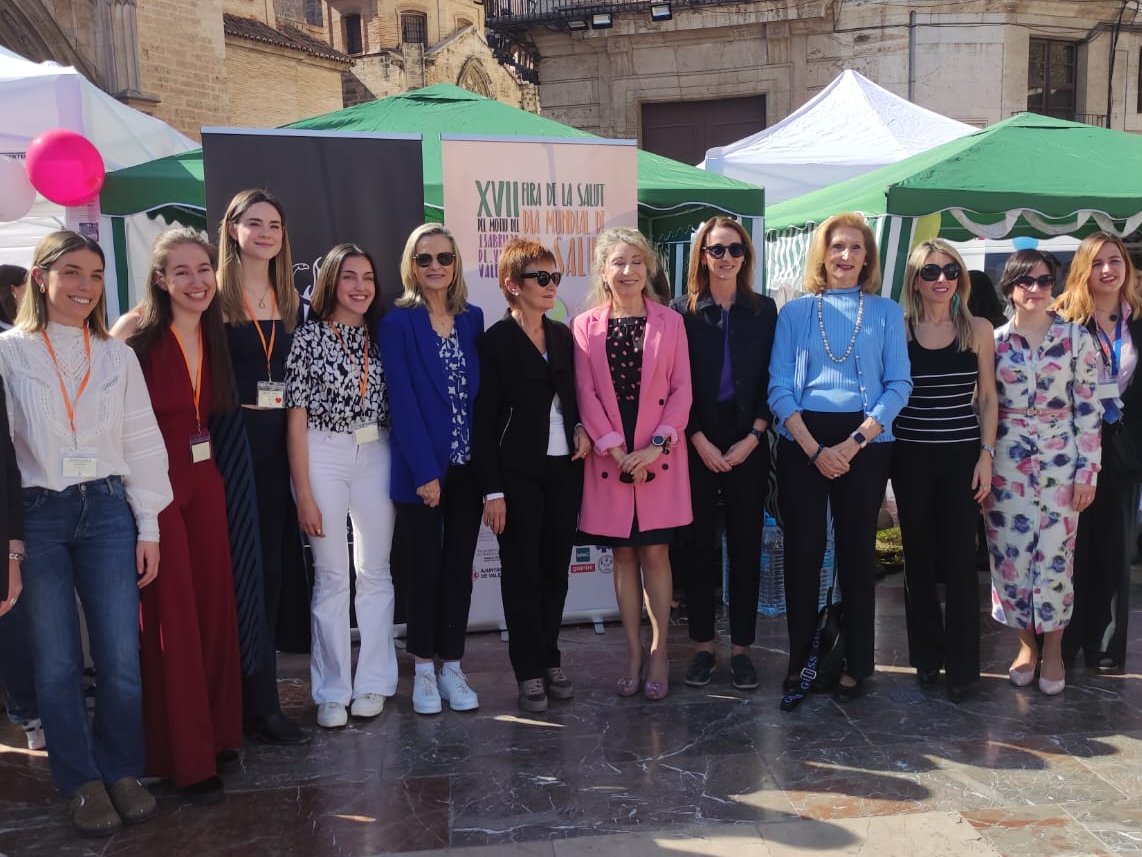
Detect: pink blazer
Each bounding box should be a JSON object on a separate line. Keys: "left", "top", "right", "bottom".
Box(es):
{"left": 572, "top": 299, "right": 693, "bottom": 538}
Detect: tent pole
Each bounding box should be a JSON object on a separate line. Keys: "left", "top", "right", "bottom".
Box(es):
{"left": 111, "top": 216, "right": 129, "bottom": 318}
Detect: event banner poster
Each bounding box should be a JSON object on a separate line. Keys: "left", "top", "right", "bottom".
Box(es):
{"left": 202, "top": 128, "right": 425, "bottom": 311}
{"left": 441, "top": 135, "right": 638, "bottom": 325}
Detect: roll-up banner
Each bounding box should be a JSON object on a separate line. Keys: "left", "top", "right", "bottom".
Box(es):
{"left": 442, "top": 135, "right": 638, "bottom": 630}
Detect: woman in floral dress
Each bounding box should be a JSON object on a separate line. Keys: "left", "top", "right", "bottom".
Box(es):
{"left": 985, "top": 250, "right": 1101, "bottom": 697}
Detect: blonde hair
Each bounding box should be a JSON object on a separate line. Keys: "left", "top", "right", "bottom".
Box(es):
{"left": 396, "top": 224, "right": 469, "bottom": 315}
{"left": 685, "top": 216, "right": 759, "bottom": 313}
{"left": 585, "top": 226, "right": 662, "bottom": 309}
{"left": 803, "top": 213, "right": 882, "bottom": 295}
{"left": 217, "top": 189, "right": 298, "bottom": 332}
{"left": 900, "top": 239, "right": 977, "bottom": 352}
{"left": 1054, "top": 232, "right": 1141, "bottom": 324}
{"left": 19, "top": 230, "right": 110, "bottom": 337}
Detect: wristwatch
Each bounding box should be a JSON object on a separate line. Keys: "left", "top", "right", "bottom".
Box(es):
{"left": 749, "top": 427, "right": 766, "bottom": 441}
{"left": 981, "top": 442, "right": 996, "bottom": 458}
{"left": 651, "top": 434, "right": 669, "bottom": 449}
{"left": 850, "top": 430, "right": 868, "bottom": 449}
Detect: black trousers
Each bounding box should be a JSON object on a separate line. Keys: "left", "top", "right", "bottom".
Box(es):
{"left": 685, "top": 402, "right": 767, "bottom": 646}
{"left": 1065, "top": 458, "right": 1140, "bottom": 667}
{"left": 777, "top": 412, "right": 891, "bottom": 681}
{"left": 892, "top": 442, "right": 982, "bottom": 687}
{"left": 396, "top": 463, "right": 483, "bottom": 661}
{"left": 497, "top": 456, "right": 582, "bottom": 682}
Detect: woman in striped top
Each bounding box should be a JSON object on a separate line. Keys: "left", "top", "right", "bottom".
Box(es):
{"left": 892, "top": 240, "right": 997, "bottom": 702}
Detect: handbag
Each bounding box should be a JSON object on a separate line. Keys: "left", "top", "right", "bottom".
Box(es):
{"left": 1108, "top": 420, "right": 1142, "bottom": 477}
{"left": 780, "top": 562, "right": 846, "bottom": 711}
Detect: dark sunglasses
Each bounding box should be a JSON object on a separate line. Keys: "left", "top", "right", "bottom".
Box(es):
{"left": 918, "top": 262, "right": 961, "bottom": 282}
{"left": 1012, "top": 274, "right": 1054, "bottom": 290}
{"left": 521, "top": 271, "right": 562, "bottom": 287}
{"left": 413, "top": 252, "right": 456, "bottom": 268}
{"left": 704, "top": 243, "right": 745, "bottom": 259}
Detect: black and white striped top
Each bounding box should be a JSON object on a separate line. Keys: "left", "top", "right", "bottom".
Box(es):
{"left": 894, "top": 331, "right": 980, "bottom": 445}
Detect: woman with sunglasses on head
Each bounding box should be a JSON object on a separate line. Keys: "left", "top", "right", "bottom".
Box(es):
{"left": 671, "top": 218, "right": 776, "bottom": 691}
{"left": 473, "top": 238, "right": 591, "bottom": 713}
{"left": 216, "top": 188, "right": 309, "bottom": 746}
{"left": 0, "top": 231, "right": 172, "bottom": 836}
{"left": 573, "top": 226, "right": 692, "bottom": 702}
{"left": 111, "top": 227, "right": 242, "bottom": 806}
{"left": 768, "top": 212, "right": 911, "bottom": 705}
{"left": 285, "top": 244, "right": 396, "bottom": 729}
{"left": 379, "top": 224, "right": 484, "bottom": 715}
{"left": 892, "top": 241, "right": 997, "bottom": 702}
{"left": 986, "top": 250, "right": 1101, "bottom": 696}
{"left": 1054, "top": 233, "right": 1139, "bottom": 676}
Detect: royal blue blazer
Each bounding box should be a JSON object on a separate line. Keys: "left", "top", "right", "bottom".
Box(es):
{"left": 378, "top": 303, "right": 484, "bottom": 504}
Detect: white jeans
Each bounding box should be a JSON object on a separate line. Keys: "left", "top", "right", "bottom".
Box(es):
{"left": 304, "top": 429, "right": 397, "bottom": 705}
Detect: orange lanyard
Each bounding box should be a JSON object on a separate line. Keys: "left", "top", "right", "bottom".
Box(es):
{"left": 329, "top": 322, "right": 369, "bottom": 402}
{"left": 170, "top": 325, "right": 205, "bottom": 431}
{"left": 41, "top": 325, "right": 92, "bottom": 437}
{"left": 241, "top": 289, "right": 278, "bottom": 380}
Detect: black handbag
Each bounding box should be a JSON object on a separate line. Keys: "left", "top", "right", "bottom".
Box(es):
{"left": 1108, "top": 420, "right": 1142, "bottom": 478}
{"left": 780, "top": 565, "right": 846, "bottom": 711}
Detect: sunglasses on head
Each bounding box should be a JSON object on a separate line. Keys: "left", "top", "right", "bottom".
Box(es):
{"left": 918, "top": 262, "right": 961, "bottom": 282}
{"left": 704, "top": 243, "right": 745, "bottom": 259}
{"left": 413, "top": 252, "right": 456, "bottom": 268}
{"left": 1012, "top": 274, "right": 1053, "bottom": 290}
{"left": 521, "top": 271, "right": 562, "bottom": 287}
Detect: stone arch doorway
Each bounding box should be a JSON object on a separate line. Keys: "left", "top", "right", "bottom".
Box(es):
{"left": 457, "top": 57, "right": 493, "bottom": 98}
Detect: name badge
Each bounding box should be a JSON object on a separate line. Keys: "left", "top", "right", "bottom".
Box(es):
{"left": 257, "top": 381, "right": 286, "bottom": 409}
{"left": 61, "top": 448, "right": 98, "bottom": 479}
{"left": 1098, "top": 381, "right": 1120, "bottom": 401}
{"left": 352, "top": 421, "right": 379, "bottom": 446}
{"left": 190, "top": 430, "right": 212, "bottom": 463}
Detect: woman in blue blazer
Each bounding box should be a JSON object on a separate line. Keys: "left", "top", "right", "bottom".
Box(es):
{"left": 379, "top": 224, "right": 484, "bottom": 716}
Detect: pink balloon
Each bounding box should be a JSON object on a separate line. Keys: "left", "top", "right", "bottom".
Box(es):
{"left": 25, "top": 129, "right": 106, "bottom": 207}
{"left": 0, "top": 156, "right": 36, "bottom": 221}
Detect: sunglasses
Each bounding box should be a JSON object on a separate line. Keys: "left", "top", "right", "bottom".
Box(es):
{"left": 413, "top": 252, "right": 456, "bottom": 268}
{"left": 521, "top": 271, "right": 562, "bottom": 287}
{"left": 704, "top": 243, "right": 745, "bottom": 259}
{"left": 1012, "top": 274, "right": 1054, "bottom": 290}
{"left": 918, "top": 263, "right": 961, "bottom": 282}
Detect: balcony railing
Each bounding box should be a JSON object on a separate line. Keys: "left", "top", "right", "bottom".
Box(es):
{"left": 487, "top": 0, "right": 746, "bottom": 28}
{"left": 1016, "top": 109, "right": 1108, "bottom": 128}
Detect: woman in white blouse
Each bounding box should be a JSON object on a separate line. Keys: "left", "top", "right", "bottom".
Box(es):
{"left": 285, "top": 243, "right": 396, "bottom": 729}
{"left": 0, "top": 231, "right": 173, "bottom": 838}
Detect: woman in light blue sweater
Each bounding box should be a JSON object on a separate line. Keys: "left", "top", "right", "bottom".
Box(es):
{"left": 768, "top": 212, "right": 911, "bottom": 705}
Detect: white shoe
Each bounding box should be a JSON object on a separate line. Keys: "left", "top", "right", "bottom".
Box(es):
{"left": 316, "top": 702, "right": 347, "bottom": 728}
{"left": 350, "top": 693, "right": 385, "bottom": 719}
{"left": 412, "top": 672, "right": 442, "bottom": 715}
{"left": 437, "top": 667, "right": 479, "bottom": 712}
{"left": 21, "top": 718, "right": 45, "bottom": 751}
{"left": 1008, "top": 667, "right": 1036, "bottom": 687}
{"left": 1038, "top": 675, "right": 1066, "bottom": 696}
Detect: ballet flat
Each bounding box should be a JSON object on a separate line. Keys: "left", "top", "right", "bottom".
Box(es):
{"left": 616, "top": 675, "right": 642, "bottom": 697}
{"left": 1008, "top": 667, "right": 1036, "bottom": 687}
{"left": 643, "top": 678, "right": 668, "bottom": 701}
{"left": 1038, "top": 675, "right": 1065, "bottom": 696}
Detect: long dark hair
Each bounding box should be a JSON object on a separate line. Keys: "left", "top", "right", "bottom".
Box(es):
{"left": 128, "top": 227, "right": 237, "bottom": 410}
{"left": 0, "top": 264, "right": 27, "bottom": 326}
{"left": 308, "top": 243, "right": 384, "bottom": 329}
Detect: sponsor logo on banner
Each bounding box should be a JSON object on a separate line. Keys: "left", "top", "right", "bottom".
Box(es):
{"left": 596, "top": 549, "right": 614, "bottom": 576}
{"left": 570, "top": 563, "right": 595, "bottom": 574}
{"left": 575, "top": 547, "right": 591, "bottom": 563}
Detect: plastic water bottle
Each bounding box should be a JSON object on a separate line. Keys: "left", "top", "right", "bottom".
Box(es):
{"left": 758, "top": 513, "right": 786, "bottom": 616}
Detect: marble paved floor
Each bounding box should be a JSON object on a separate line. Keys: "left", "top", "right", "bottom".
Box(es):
{"left": 1, "top": 577, "right": 1140, "bottom": 856}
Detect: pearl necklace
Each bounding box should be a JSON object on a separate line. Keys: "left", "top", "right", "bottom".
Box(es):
{"left": 817, "top": 291, "right": 864, "bottom": 363}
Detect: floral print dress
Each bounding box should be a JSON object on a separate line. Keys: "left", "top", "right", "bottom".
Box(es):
{"left": 985, "top": 315, "right": 1102, "bottom": 632}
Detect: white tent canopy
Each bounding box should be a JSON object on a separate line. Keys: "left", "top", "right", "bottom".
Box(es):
{"left": 0, "top": 45, "right": 195, "bottom": 305}
{"left": 700, "top": 70, "right": 975, "bottom": 205}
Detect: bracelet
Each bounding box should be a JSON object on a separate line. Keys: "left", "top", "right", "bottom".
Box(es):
{"left": 8, "top": 552, "right": 23, "bottom": 563}
{"left": 808, "top": 443, "right": 825, "bottom": 464}
{"left": 981, "top": 443, "right": 996, "bottom": 459}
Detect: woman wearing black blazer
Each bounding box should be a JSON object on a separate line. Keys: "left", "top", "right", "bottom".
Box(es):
{"left": 474, "top": 238, "right": 590, "bottom": 713}
{"left": 1056, "top": 232, "right": 1141, "bottom": 675}
{"left": 673, "top": 217, "right": 777, "bottom": 691}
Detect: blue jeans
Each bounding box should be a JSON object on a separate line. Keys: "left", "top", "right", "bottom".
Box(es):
{"left": 20, "top": 477, "right": 144, "bottom": 796}
{"left": 0, "top": 602, "right": 38, "bottom": 722}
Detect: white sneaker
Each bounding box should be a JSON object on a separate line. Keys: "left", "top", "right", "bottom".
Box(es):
{"left": 316, "top": 702, "right": 347, "bottom": 728}
{"left": 412, "top": 672, "right": 442, "bottom": 715}
{"left": 437, "top": 667, "right": 479, "bottom": 712}
{"left": 350, "top": 693, "right": 385, "bottom": 719}
{"left": 21, "top": 718, "right": 45, "bottom": 751}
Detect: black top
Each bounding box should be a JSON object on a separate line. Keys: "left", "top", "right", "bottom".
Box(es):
{"left": 606, "top": 316, "right": 646, "bottom": 403}
{"left": 0, "top": 376, "right": 22, "bottom": 601}
{"left": 227, "top": 320, "right": 291, "bottom": 406}
{"left": 672, "top": 292, "right": 777, "bottom": 434}
{"left": 284, "top": 320, "right": 390, "bottom": 433}
{"left": 894, "top": 324, "right": 979, "bottom": 445}
{"left": 473, "top": 315, "right": 580, "bottom": 496}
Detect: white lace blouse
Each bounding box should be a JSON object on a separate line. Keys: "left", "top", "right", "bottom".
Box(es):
{"left": 0, "top": 323, "right": 173, "bottom": 541}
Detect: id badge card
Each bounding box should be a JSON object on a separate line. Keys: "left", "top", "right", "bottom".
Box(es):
{"left": 1098, "top": 380, "right": 1120, "bottom": 401}
{"left": 190, "top": 430, "right": 212, "bottom": 463}
{"left": 256, "top": 381, "right": 286, "bottom": 409}
{"left": 61, "top": 448, "right": 98, "bottom": 480}
{"left": 352, "top": 421, "right": 379, "bottom": 446}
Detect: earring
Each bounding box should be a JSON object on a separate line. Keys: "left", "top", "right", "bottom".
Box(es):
{"left": 510, "top": 290, "right": 520, "bottom": 296}
{"left": 951, "top": 294, "right": 961, "bottom": 316}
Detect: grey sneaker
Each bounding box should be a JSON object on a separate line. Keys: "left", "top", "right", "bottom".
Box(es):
{"left": 70, "top": 781, "right": 122, "bottom": 838}
{"left": 544, "top": 667, "right": 574, "bottom": 700}
{"left": 107, "top": 776, "right": 157, "bottom": 826}
{"left": 518, "top": 678, "right": 549, "bottom": 713}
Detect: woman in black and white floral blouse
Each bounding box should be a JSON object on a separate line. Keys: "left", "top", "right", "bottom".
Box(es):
{"left": 285, "top": 243, "right": 395, "bottom": 729}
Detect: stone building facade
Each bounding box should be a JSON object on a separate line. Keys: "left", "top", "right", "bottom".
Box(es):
{"left": 488, "top": 0, "right": 1142, "bottom": 164}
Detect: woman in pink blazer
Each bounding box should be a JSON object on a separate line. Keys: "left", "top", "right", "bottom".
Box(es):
{"left": 573, "top": 227, "right": 692, "bottom": 701}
